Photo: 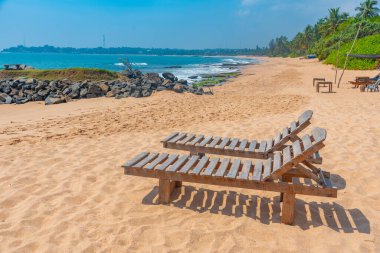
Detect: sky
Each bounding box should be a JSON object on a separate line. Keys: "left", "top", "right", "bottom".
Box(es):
{"left": 0, "top": 0, "right": 363, "bottom": 50}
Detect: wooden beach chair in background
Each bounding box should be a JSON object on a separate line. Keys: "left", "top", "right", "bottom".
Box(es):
{"left": 366, "top": 78, "right": 380, "bottom": 92}
{"left": 123, "top": 127, "right": 337, "bottom": 225}
{"left": 161, "top": 110, "right": 322, "bottom": 164}
{"left": 349, "top": 76, "right": 373, "bottom": 88}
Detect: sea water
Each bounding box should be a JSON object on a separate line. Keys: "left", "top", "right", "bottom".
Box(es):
{"left": 0, "top": 53, "right": 259, "bottom": 82}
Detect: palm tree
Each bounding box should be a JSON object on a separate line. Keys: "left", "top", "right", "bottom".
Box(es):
{"left": 322, "top": 8, "right": 349, "bottom": 35}
{"left": 303, "top": 25, "right": 315, "bottom": 51}
{"left": 355, "top": 0, "right": 380, "bottom": 19}
{"left": 338, "top": 0, "right": 379, "bottom": 87}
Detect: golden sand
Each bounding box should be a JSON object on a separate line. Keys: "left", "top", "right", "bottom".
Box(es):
{"left": 0, "top": 57, "right": 378, "bottom": 252}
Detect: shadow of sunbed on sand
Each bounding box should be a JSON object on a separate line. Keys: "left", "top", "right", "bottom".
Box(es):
{"left": 142, "top": 185, "right": 369, "bottom": 234}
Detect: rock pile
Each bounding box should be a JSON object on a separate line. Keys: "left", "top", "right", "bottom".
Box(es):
{"left": 0, "top": 71, "right": 205, "bottom": 105}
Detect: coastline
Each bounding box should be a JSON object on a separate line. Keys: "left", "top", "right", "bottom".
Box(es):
{"left": 0, "top": 57, "right": 379, "bottom": 252}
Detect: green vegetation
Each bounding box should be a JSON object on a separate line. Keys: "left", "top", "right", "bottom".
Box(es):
{"left": 325, "top": 34, "right": 380, "bottom": 69}
{"left": 258, "top": 0, "right": 380, "bottom": 69}
{"left": 193, "top": 72, "right": 240, "bottom": 87}
{"left": 0, "top": 68, "right": 119, "bottom": 81}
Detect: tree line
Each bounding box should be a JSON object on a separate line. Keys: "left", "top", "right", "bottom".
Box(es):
{"left": 261, "top": 0, "right": 379, "bottom": 59}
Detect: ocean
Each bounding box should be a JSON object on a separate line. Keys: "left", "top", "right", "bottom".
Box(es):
{"left": 0, "top": 53, "right": 259, "bottom": 82}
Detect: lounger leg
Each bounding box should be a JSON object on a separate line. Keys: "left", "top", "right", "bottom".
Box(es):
{"left": 280, "top": 175, "right": 292, "bottom": 202}
{"left": 159, "top": 179, "right": 175, "bottom": 204}
{"left": 281, "top": 193, "right": 296, "bottom": 225}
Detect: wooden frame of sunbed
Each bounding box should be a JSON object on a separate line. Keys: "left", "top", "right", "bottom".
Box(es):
{"left": 161, "top": 110, "right": 322, "bottom": 164}
{"left": 123, "top": 127, "right": 337, "bottom": 225}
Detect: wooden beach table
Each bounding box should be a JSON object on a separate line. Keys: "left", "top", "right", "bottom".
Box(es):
{"left": 316, "top": 81, "right": 333, "bottom": 93}
{"left": 313, "top": 78, "right": 325, "bottom": 86}
{"left": 123, "top": 127, "right": 337, "bottom": 225}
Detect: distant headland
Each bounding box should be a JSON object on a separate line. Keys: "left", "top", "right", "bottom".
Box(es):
{"left": 1, "top": 45, "right": 266, "bottom": 56}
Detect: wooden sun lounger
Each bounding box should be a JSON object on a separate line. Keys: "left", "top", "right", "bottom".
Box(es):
{"left": 123, "top": 127, "right": 337, "bottom": 225}
{"left": 161, "top": 110, "right": 322, "bottom": 164}
{"left": 349, "top": 77, "right": 374, "bottom": 88}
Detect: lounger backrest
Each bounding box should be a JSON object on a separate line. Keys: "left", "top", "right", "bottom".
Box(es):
{"left": 266, "top": 110, "right": 313, "bottom": 153}
{"left": 262, "top": 127, "right": 326, "bottom": 181}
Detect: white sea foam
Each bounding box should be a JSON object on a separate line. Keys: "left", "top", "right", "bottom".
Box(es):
{"left": 222, "top": 58, "right": 255, "bottom": 65}
{"left": 132, "top": 62, "right": 148, "bottom": 66}
{"left": 114, "top": 62, "right": 148, "bottom": 66}
{"left": 168, "top": 64, "right": 239, "bottom": 83}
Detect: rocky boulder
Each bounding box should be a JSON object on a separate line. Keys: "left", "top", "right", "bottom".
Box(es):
{"left": 0, "top": 93, "right": 12, "bottom": 104}
{"left": 45, "top": 96, "right": 66, "bottom": 105}
{"left": 162, "top": 72, "right": 176, "bottom": 82}
{"left": 87, "top": 83, "right": 103, "bottom": 95}
{"left": 173, "top": 84, "right": 185, "bottom": 93}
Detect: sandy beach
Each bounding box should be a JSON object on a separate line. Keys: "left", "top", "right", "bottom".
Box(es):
{"left": 0, "top": 57, "right": 379, "bottom": 252}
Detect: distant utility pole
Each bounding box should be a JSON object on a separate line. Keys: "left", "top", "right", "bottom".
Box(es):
{"left": 103, "top": 34, "right": 106, "bottom": 48}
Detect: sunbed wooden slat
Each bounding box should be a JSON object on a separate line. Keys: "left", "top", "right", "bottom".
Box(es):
{"left": 262, "top": 157, "right": 272, "bottom": 180}
{"left": 274, "top": 133, "right": 282, "bottom": 146}
{"left": 248, "top": 140, "right": 257, "bottom": 152}
{"left": 157, "top": 154, "right": 178, "bottom": 171}
{"left": 178, "top": 134, "right": 195, "bottom": 145}
{"left": 135, "top": 152, "right": 159, "bottom": 168}
{"left": 198, "top": 136, "right": 213, "bottom": 147}
{"left": 298, "top": 110, "right": 313, "bottom": 126}
{"left": 167, "top": 154, "right": 190, "bottom": 172}
{"left": 292, "top": 140, "right": 302, "bottom": 157}
{"left": 266, "top": 139, "right": 273, "bottom": 151}
{"left": 290, "top": 121, "right": 297, "bottom": 132}
{"left": 208, "top": 137, "right": 222, "bottom": 148}
{"left": 227, "top": 138, "right": 239, "bottom": 150}
{"left": 273, "top": 153, "right": 282, "bottom": 172}
{"left": 124, "top": 152, "right": 149, "bottom": 167}
{"left": 282, "top": 127, "right": 289, "bottom": 139}
{"left": 161, "top": 132, "right": 179, "bottom": 143}
{"left": 238, "top": 139, "right": 248, "bottom": 151}
{"left": 202, "top": 157, "right": 219, "bottom": 176}
{"left": 252, "top": 160, "right": 263, "bottom": 181}
{"left": 217, "top": 137, "right": 230, "bottom": 149}
{"left": 302, "top": 134, "right": 312, "bottom": 150}
{"left": 283, "top": 146, "right": 292, "bottom": 164}
{"left": 168, "top": 133, "right": 187, "bottom": 143}
{"left": 188, "top": 135, "right": 204, "bottom": 146}
{"left": 146, "top": 153, "right": 169, "bottom": 170}
{"left": 226, "top": 159, "right": 241, "bottom": 179}
{"left": 312, "top": 127, "right": 327, "bottom": 143}
{"left": 179, "top": 155, "right": 199, "bottom": 173}
{"left": 214, "top": 158, "right": 230, "bottom": 177}
{"left": 190, "top": 156, "right": 209, "bottom": 175}
{"left": 239, "top": 160, "right": 251, "bottom": 180}
{"left": 258, "top": 141, "right": 267, "bottom": 153}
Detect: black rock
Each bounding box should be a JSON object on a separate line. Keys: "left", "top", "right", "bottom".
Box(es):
{"left": 173, "top": 84, "right": 185, "bottom": 93}
{"left": 0, "top": 93, "right": 12, "bottom": 104}
{"left": 178, "top": 79, "right": 188, "bottom": 85}
{"left": 87, "top": 84, "right": 103, "bottom": 95}
{"left": 86, "top": 94, "right": 97, "bottom": 99}
{"left": 188, "top": 75, "right": 198, "bottom": 79}
{"left": 156, "top": 86, "right": 167, "bottom": 91}
{"left": 162, "top": 72, "right": 176, "bottom": 82}
{"left": 80, "top": 88, "right": 88, "bottom": 98}
{"left": 142, "top": 90, "right": 152, "bottom": 97}
{"left": 164, "top": 65, "right": 182, "bottom": 69}
{"left": 45, "top": 96, "right": 65, "bottom": 105}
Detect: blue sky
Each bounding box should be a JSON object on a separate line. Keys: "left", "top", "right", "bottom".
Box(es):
{"left": 0, "top": 0, "right": 363, "bottom": 50}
